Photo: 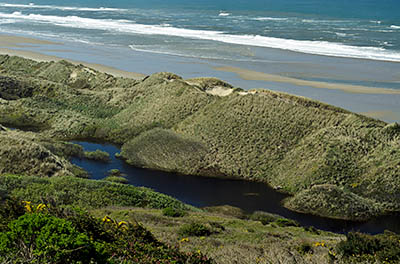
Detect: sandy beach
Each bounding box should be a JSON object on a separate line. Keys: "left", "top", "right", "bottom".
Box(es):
{"left": 0, "top": 33, "right": 399, "bottom": 124}
{"left": 0, "top": 35, "right": 57, "bottom": 47}
{"left": 214, "top": 66, "right": 400, "bottom": 95}
{"left": 0, "top": 35, "right": 145, "bottom": 79}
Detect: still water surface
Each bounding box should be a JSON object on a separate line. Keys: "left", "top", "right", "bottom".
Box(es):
{"left": 71, "top": 141, "right": 400, "bottom": 234}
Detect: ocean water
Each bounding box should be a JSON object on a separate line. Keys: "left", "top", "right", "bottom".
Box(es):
{"left": 0, "top": 0, "right": 400, "bottom": 62}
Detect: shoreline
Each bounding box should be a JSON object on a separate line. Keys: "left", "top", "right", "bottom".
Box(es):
{"left": 214, "top": 66, "right": 400, "bottom": 95}
{"left": 0, "top": 35, "right": 145, "bottom": 79}
{"left": 1, "top": 33, "right": 399, "bottom": 124}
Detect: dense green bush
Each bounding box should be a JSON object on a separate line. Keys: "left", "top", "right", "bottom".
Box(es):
{"left": 0, "top": 213, "right": 105, "bottom": 263}
{"left": 84, "top": 149, "right": 110, "bottom": 162}
{"left": 162, "top": 207, "right": 186, "bottom": 217}
{"left": 108, "top": 169, "right": 123, "bottom": 176}
{"left": 337, "top": 231, "right": 400, "bottom": 263}
{"left": 0, "top": 197, "right": 25, "bottom": 232}
{"left": 0, "top": 198, "right": 213, "bottom": 264}
{"left": 274, "top": 218, "right": 300, "bottom": 227}
{"left": 104, "top": 176, "right": 129, "bottom": 184}
{"left": 178, "top": 223, "right": 211, "bottom": 237}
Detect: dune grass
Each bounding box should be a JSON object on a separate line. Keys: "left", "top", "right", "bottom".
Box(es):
{"left": 0, "top": 54, "right": 399, "bottom": 220}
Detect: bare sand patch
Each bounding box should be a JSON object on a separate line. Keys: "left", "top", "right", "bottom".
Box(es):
{"left": 215, "top": 66, "right": 400, "bottom": 95}
{"left": 206, "top": 87, "right": 233, "bottom": 96}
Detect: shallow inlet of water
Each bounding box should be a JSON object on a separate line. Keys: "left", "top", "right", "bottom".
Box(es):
{"left": 71, "top": 141, "right": 400, "bottom": 234}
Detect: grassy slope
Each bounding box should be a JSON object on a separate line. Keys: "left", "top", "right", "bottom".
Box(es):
{"left": 0, "top": 55, "right": 399, "bottom": 220}
{"left": 0, "top": 174, "right": 193, "bottom": 211}
{"left": 0, "top": 173, "right": 347, "bottom": 264}
{"left": 91, "top": 206, "right": 344, "bottom": 264}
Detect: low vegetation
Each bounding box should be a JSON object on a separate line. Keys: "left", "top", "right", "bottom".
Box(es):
{"left": 162, "top": 207, "right": 187, "bottom": 217}
{"left": 0, "top": 54, "right": 399, "bottom": 262}
{"left": 91, "top": 205, "right": 345, "bottom": 264}
{"left": 336, "top": 231, "right": 400, "bottom": 263}
{"left": 84, "top": 149, "right": 110, "bottom": 162}
{"left": 0, "top": 174, "right": 192, "bottom": 211}
{"left": 1, "top": 55, "right": 398, "bottom": 220}
{"left": 0, "top": 197, "right": 212, "bottom": 263}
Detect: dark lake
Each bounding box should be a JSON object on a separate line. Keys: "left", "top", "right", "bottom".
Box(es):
{"left": 71, "top": 141, "right": 400, "bottom": 234}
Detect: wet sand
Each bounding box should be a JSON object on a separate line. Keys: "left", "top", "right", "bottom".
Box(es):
{"left": 215, "top": 66, "right": 400, "bottom": 95}
{"left": 0, "top": 35, "right": 58, "bottom": 47}
{"left": 0, "top": 35, "right": 145, "bottom": 79}
{"left": 0, "top": 33, "right": 399, "bottom": 124}
{"left": 361, "top": 110, "right": 400, "bottom": 122}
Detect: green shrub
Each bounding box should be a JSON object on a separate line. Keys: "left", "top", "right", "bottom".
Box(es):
{"left": 0, "top": 197, "right": 25, "bottom": 232}
{"left": 336, "top": 231, "right": 400, "bottom": 263}
{"left": 337, "top": 232, "right": 381, "bottom": 257}
{"left": 203, "top": 205, "right": 246, "bottom": 219}
{"left": 0, "top": 187, "right": 7, "bottom": 200}
{"left": 297, "top": 242, "right": 313, "bottom": 255}
{"left": 250, "top": 211, "right": 279, "bottom": 225}
{"left": 104, "top": 176, "right": 129, "bottom": 184}
{"left": 162, "top": 207, "right": 186, "bottom": 217}
{"left": 84, "top": 149, "right": 110, "bottom": 162}
{"left": 0, "top": 213, "right": 105, "bottom": 263}
{"left": 178, "top": 223, "right": 211, "bottom": 237}
{"left": 0, "top": 198, "right": 213, "bottom": 264}
{"left": 209, "top": 222, "right": 225, "bottom": 233}
{"left": 108, "top": 169, "right": 122, "bottom": 176}
{"left": 304, "top": 226, "right": 320, "bottom": 235}
{"left": 274, "top": 218, "right": 300, "bottom": 227}
{"left": 0, "top": 174, "right": 190, "bottom": 211}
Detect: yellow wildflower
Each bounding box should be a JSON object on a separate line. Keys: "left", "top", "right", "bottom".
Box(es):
{"left": 118, "top": 221, "right": 128, "bottom": 227}
{"left": 36, "top": 203, "right": 47, "bottom": 212}
{"left": 180, "top": 237, "right": 189, "bottom": 242}
{"left": 351, "top": 183, "right": 358, "bottom": 188}
{"left": 102, "top": 216, "right": 114, "bottom": 223}
{"left": 314, "top": 242, "right": 325, "bottom": 247}
{"left": 117, "top": 221, "right": 129, "bottom": 230}
{"left": 23, "top": 201, "right": 32, "bottom": 213}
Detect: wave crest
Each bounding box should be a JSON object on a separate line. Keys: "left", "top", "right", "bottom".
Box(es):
{"left": 1, "top": 12, "right": 399, "bottom": 62}
{"left": 0, "top": 2, "right": 124, "bottom": 12}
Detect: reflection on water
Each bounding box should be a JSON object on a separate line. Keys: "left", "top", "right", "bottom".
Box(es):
{"left": 71, "top": 141, "right": 400, "bottom": 234}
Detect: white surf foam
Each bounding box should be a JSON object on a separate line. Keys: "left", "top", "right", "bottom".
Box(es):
{"left": 0, "top": 2, "right": 124, "bottom": 12}
{"left": 253, "top": 17, "right": 288, "bottom": 21}
{"left": 1, "top": 12, "right": 399, "bottom": 62}
{"left": 390, "top": 25, "right": 400, "bottom": 29}
{"left": 218, "top": 12, "right": 231, "bottom": 17}
{"left": 0, "top": 18, "right": 15, "bottom": 24}
{"left": 335, "top": 32, "right": 348, "bottom": 37}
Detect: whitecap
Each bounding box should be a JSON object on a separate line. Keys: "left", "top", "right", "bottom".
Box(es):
{"left": 335, "top": 32, "right": 347, "bottom": 37}
{"left": 219, "top": 12, "right": 231, "bottom": 17}
{"left": 0, "top": 2, "right": 124, "bottom": 12}
{"left": 253, "top": 17, "right": 288, "bottom": 21}
{"left": 2, "top": 12, "right": 400, "bottom": 62}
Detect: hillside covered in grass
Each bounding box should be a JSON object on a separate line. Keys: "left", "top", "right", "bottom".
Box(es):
{"left": 0, "top": 55, "right": 399, "bottom": 221}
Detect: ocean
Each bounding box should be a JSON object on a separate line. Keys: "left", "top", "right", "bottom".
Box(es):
{"left": 0, "top": 0, "right": 399, "bottom": 62}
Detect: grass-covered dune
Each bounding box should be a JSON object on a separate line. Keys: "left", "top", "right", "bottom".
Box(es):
{"left": 0, "top": 54, "right": 399, "bottom": 220}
